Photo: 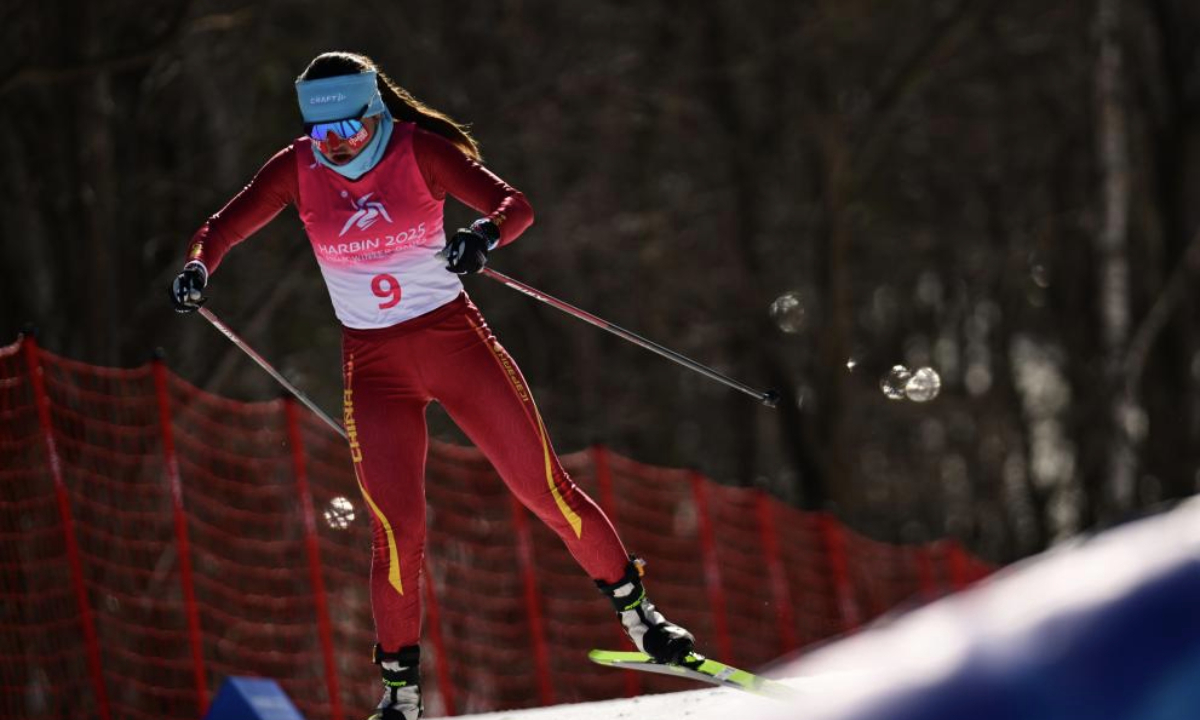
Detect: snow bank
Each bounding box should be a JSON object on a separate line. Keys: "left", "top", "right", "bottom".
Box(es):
{"left": 457, "top": 497, "right": 1200, "bottom": 720}
{"left": 451, "top": 683, "right": 775, "bottom": 720}
{"left": 749, "top": 496, "right": 1200, "bottom": 720}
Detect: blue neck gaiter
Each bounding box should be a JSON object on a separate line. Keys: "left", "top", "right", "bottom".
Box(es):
{"left": 296, "top": 71, "right": 393, "bottom": 180}
{"left": 310, "top": 107, "right": 394, "bottom": 180}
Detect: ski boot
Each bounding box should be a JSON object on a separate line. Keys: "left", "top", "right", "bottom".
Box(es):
{"left": 368, "top": 644, "right": 422, "bottom": 720}
{"left": 596, "top": 556, "right": 695, "bottom": 664}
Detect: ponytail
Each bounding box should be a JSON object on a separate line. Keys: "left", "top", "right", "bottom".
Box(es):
{"left": 375, "top": 70, "right": 482, "bottom": 161}
{"left": 298, "top": 51, "right": 482, "bottom": 161}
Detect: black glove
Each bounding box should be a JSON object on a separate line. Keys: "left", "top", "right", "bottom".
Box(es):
{"left": 444, "top": 219, "right": 500, "bottom": 275}
{"left": 169, "top": 264, "right": 208, "bottom": 313}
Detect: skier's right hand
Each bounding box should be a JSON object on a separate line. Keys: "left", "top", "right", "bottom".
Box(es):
{"left": 169, "top": 263, "right": 208, "bottom": 313}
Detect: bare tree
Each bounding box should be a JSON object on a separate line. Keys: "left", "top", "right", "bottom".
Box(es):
{"left": 1094, "top": 0, "right": 1138, "bottom": 521}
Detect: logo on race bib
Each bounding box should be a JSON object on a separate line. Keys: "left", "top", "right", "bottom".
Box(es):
{"left": 339, "top": 192, "right": 393, "bottom": 237}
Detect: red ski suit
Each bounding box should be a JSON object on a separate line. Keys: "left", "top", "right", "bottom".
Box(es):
{"left": 186, "top": 122, "right": 629, "bottom": 650}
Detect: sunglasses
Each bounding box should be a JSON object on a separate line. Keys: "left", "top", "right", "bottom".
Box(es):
{"left": 305, "top": 105, "right": 374, "bottom": 154}
{"left": 306, "top": 118, "right": 365, "bottom": 142}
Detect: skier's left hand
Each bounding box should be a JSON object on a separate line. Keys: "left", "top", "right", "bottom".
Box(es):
{"left": 444, "top": 219, "right": 500, "bottom": 275}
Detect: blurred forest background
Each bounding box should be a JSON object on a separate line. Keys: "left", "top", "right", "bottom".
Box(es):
{"left": 3, "top": 0, "right": 1200, "bottom": 565}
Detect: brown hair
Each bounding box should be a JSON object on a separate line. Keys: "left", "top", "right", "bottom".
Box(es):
{"left": 298, "top": 51, "right": 482, "bottom": 161}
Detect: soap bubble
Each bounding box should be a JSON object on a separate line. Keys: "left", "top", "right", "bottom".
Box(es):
{"left": 880, "top": 365, "right": 912, "bottom": 400}
{"left": 905, "top": 366, "right": 942, "bottom": 402}
{"left": 769, "top": 292, "right": 806, "bottom": 334}
{"left": 324, "top": 496, "right": 356, "bottom": 530}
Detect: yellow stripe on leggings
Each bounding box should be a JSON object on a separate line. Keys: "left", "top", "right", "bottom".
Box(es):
{"left": 345, "top": 356, "right": 404, "bottom": 595}
{"left": 356, "top": 474, "right": 404, "bottom": 595}
{"left": 467, "top": 316, "right": 583, "bottom": 538}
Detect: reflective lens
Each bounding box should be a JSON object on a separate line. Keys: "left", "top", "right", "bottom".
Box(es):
{"left": 307, "top": 118, "right": 365, "bottom": 141}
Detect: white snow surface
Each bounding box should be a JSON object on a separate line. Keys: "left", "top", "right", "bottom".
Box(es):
{"left": 449, "top": 665, "right": 864, "bottom": 719}
{"left": 450, "top": 683, "right": 775, "bottom": 720}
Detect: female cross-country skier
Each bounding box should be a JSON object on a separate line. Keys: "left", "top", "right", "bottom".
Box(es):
{"left": 169, "top": 51, "right": 694, "bottom": 719}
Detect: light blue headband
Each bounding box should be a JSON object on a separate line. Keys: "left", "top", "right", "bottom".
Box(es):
{"left": 295, "top": 71, "right": 386, "bottom": 123}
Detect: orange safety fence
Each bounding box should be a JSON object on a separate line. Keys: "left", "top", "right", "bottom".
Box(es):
{"left": 0, "top": 335, "right": 993, "bottom": 719}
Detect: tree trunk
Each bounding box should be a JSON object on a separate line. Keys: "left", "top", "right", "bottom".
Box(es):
{"left": 1094, "top": 0, "right": 1139, "bottom": 521}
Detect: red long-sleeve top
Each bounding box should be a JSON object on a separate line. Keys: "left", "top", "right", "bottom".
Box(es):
{"left": 185, "top": 126, "right": 533, "bottom": 274}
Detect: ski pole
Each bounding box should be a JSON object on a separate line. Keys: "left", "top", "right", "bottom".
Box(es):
{"left": 197, "top": 307, "right": 348, "bottom": 440}
{"left": 477, "top": 267, "right": 781, "bottom": 408}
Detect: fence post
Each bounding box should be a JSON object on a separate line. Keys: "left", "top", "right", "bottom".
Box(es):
{"left": 421, "top": 559, "right": 457, "bottom": 716}
{"left": 818, "top": 512, "right": 860, "bottom": 631}
{"left": 755, "top": 491, "right": 796, "bottom": 654}
{"left": 690, "top": 473, "right": 732, "bottom": 662}
{"left": 945, "top": 539, "right": 971, "bottom": 590}
{"left": 914, "top": 545, "right": 938, "bottom": 600}
{"left": 284, "top": 399, "right": 345, "bottom": 720}
{"left": 591, "top": 444, "right": 617, "bottom": 517}
{"left": 590, "top": 445, "right": 640, "bottom": 697}
{"left": 22, "top": 336, "right": 112, "bottom": 720}
{"left": 151, "top": 357, "right": 209, "bottom": 715}
{"left": 508, "top": 497, "right": 555, "bottom": 706}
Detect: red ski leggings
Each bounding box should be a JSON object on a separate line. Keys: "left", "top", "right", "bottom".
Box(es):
{"left": 341, "top": 293, "right": 629, "bottom": 651}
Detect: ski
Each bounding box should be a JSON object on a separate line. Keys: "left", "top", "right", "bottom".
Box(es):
{"left": 587, "top": 649, "right": 797, "bottom": 701}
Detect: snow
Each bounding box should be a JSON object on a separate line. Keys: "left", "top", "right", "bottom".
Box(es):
{"left": 455, "top": 496, "right": 1200, "bottom": 720}
{"left": 451, "top": 685, "right": 767, "bottom": 720}
{"left": 448, "top": 667, "right": 871, "bottom": 720}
